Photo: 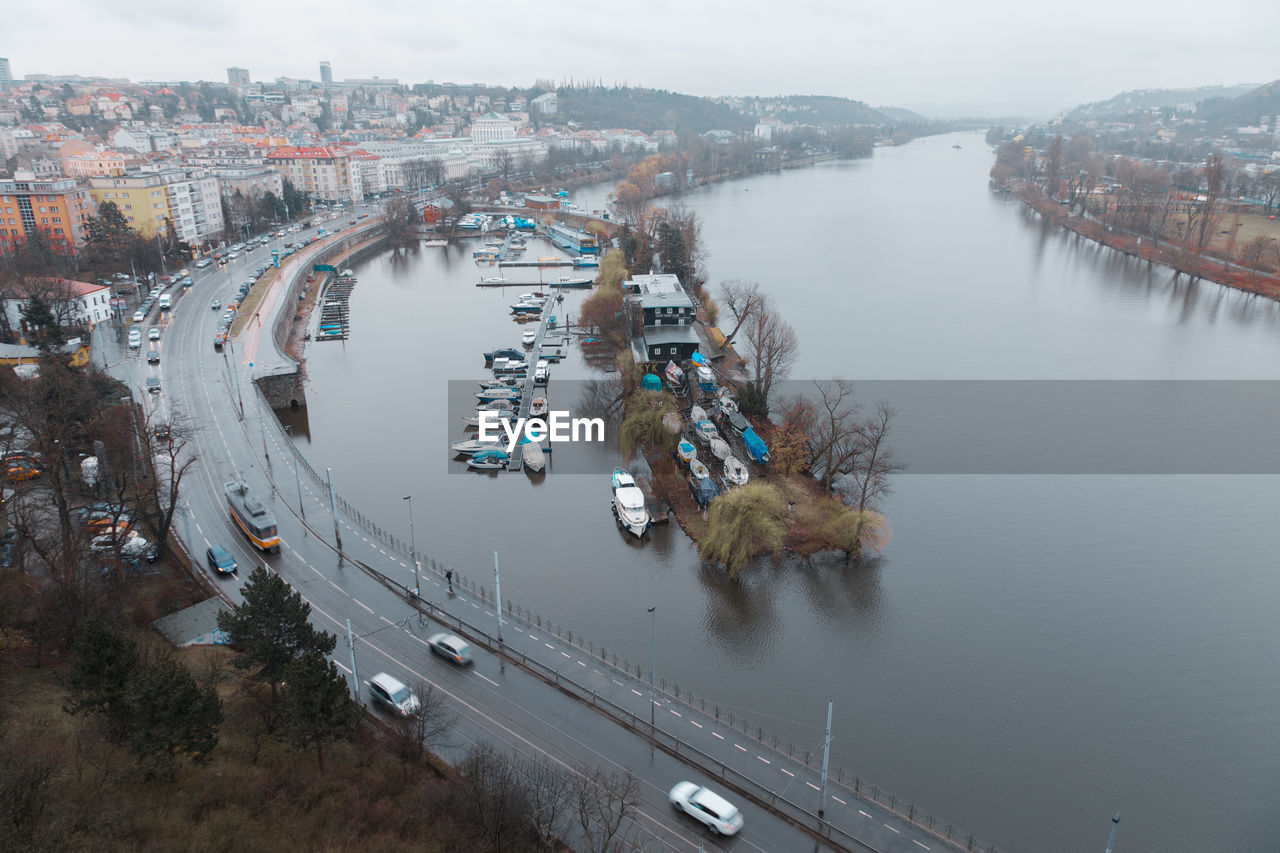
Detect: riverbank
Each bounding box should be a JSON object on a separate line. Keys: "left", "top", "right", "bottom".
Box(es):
{"left": 1010, "top": 181, "right": 1280, "bottom": 301}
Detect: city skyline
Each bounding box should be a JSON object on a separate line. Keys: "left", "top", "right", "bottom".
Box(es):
{"left": 6, "top": 0, "right": 1279, "bottom": 117}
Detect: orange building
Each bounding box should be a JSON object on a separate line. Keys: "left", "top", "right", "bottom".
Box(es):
{"left": 0, "top": 171, "right": 94, "bottom": 255}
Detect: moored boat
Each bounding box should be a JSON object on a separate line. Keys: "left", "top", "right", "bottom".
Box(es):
{"left": 468, "top": 449, "right": 510, "bottom": 470}
{"left": 451, "top": 437, "right": 502, "bottom": 455}
{"left": 694, "top": 419, "right": 720, "bottom": 445}
{"left": 522, "top": 328, "right": 536, "bottom": 346}
{"left": 677, "top": 438, "right": 697, "bottom": 462}
{"left": 611, "top": 468, "right": 651, "bottom": 537}
{"left": 723, "top": 455, "right": 749, "bottom": 486}
{"left": 521, "top": 437, "right": 546, "bottom": 472}
{"left": 530, "top": 396, "right": 548, "bottom": 417}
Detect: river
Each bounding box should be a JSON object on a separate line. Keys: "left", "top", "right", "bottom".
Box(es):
{"left": 283, "top": 132, "right": 1280, "bottom": 853}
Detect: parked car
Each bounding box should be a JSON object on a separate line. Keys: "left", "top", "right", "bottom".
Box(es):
{"left": 195, "top": 258, "right": 212, "bottom": 268}
{"left": 132, "top": 310, "right": 146, "bottom": 323}
{"left": 5, "top": 464, "right": 40, "bottom": 482}
{"left": 205, "top": 545, "right": 237, "bottom": 574}
{"left": 668, "top": 782, "right": 744, "bottom": 836}
{"left": 86, "top": 511, "right": 131, "bottom": 533}
{"left": 92, "top": 531, "right": 157, "bottom": 563}
{"left": 427, "top": 633, "right": 473, "bottom": 666}
{"left": 368, "top": 672, "right": 420, "bottom": 717}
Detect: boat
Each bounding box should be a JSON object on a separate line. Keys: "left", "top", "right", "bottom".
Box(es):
{"left": 476, "top": 387, "right": 521, "bottom": 402}
{"left": 717, "top": 389, "right": 738, "bottom": 413}
{"left": 462, "top": 410, "right": 515, "bottom": 427}
{"left": 533, "top": 360, "right": 550, "bottom": 385}
{"left": 451, "top": 437, "right": 502, "bottom": 455}
{"left": 690, "top": 404, "right": 708, "bottom": 424}
{"left": 522, "top": 328, "right": 536, "bottom": 346}
{"left": 709, "top": 437, "right": 731, "bottom": 460}
{"left": 478, "top": 377, "right": 520, "bottom": 389}
{"left": 468, "top": 449, "right": 510, "bottom": 470}
{"left": 516, "top": 293, "right": 546, "bottom": 303}
{"left": 723, "top": 455, "right": 749, "bottom": 486}
{"left": 474, "top": 248, "right": 500, "bottom": 263}
{"left": 694, "top": 419, "right": 720, "bottom": 445}
{"left": 547, "top": 314, "right": 557, "bottom": 329}
{"left": 484, "top": 346, "right": 524, "bottom": 363}
{"left": 530, "top": 396, "right": 548, "bottom": 417}
{"left": 554, "top": 276, "right": 593, "bottom": 288}
{"left": 573, "top": 256, "right": 599, "bottom": 267}
{"left": 610, "top": 468, "right": 650, "bottom": 537}
{"left": 521, "top": 437, "right": 546, "bottom": 472}
{"left": 478, "top": 276, "right": 511, "bottom": 286}
{"left": 492, "top": 357, "right": 528, "bottom": 374}
{"left": 511, "top": 302, "right": 543, "bottom": 314}
{"left": 677, "top": 438, "right": 697, "bottom": 462}
{"left": 689, "top": 458, "right": 710, "bottom": 480}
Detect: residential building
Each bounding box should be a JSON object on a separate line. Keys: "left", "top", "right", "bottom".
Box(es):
{"left": 0, "top": 58, "right": 12, "bottom": 92}
{"left": 63, "top": 150, "right": 128, "bottom": 178}
{"left": 87, "top": 168, "right": 224, "bottom": 244}
{"left": 319, "top": 61, "right": 332, "bottom": 86}
{"left": 625, "top": 274, "right": 700, "bottom": 363}
{"left": 211, "top": 164, "right": 283, "bottom": 204}
{"left": 86, "top": 172, "right": 172, "bottom": 237}
{"left": 1, "top": 277, "right": 113, "bottom": 336}
{"left": 266, "top": 145, "right": 361, "bottom": 202}
{"left": 227, "top": 67, "right": 251, "bottom": 86}
{"left": 531, "top": 92, "right": 557, "bottom": 116}
{"left": 0, "top": 171, "right": 94, "bottom": 254}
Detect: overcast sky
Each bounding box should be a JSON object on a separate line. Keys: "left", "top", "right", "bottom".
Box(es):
{"left": 7, "top": 0, "right": 1279, "bottom": 118}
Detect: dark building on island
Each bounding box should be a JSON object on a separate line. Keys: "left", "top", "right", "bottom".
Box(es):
{"left": 625, "top": 273, "right": 700, "bottom": 365}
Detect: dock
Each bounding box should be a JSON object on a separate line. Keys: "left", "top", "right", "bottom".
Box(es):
{"left": 505, "top": 296, "right": 564, "bottom": 474}
{"left": 315, "top": 272, "right": 356, "bottom": 341}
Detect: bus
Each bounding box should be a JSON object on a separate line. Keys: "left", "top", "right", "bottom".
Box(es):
{"left": 224, "top": 480, "right": 280, "bottom": 553}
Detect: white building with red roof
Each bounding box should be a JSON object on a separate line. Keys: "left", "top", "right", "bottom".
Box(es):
{"left": 1, "top": 277, "right": 113, "bottom": 338}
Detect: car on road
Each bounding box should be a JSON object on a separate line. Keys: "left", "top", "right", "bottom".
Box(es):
{"left": 128, "top": 331, "right": 142, "bottom": 349}
{"left": 211, "top": 299, "right": 221, "bottom": 310}
{"left": 149, "top": 326, "right": 161, "bottom": 340}
{"left": 668, "top": 782, "right": 744, "bottom": 836}
{"left": 195, "top": 258, "right": 212, "bottom": 268}
{"left": 368, "top": 672, "right": 420, "bottom": 717}
{"left": 154, "top": 422, "right": 170, "bottom": 441}
{"left": 205, "top": 545, "right": 237, "bottom": 574}
{"left": 146, "top": 350, "right": 159, "bottom": 364}
{"left": 132, "top": 310, "right": 146, "bottom": 323}
{"left": 427, "top": 633, "right": 473, "bottom": 666}
{"left": 146, "top": 376, "right": 160, "bottom": 394}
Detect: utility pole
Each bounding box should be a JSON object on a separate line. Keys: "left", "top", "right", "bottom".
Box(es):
{"left": 327, "top": 467, "right": 342, "bottom": 558}
{"left": 493, "top": 551, "right": 504, "bottom": 645}
{"left": 284, "top": 425, "right": 304, "bottom": 519}
{"left": 225, "top": 339, "right": 244, "bottom": 420}
{"left": 648, "top": 606, "right": 656, "bottom": 731}
{"left": 1103, "top": 813, "right": 1121, "bottom": 853}
{"left": 346, "top": 619, "right": 359, "bottom": 702}
{"left": 818, "top": 700, "right": 833, "bottom": 818}
{"left": 252, "top": 375, "right": 269, "bottom": 464}
{"left": 403, "top": 495, "right": 418, "bottom": 597}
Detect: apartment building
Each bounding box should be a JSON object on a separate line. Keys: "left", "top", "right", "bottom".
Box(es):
{"left": 0, "top": 171, "right": 94, "bottom": 254}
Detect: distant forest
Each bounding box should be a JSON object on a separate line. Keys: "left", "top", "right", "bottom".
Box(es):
{"left": 555, "top": 86, "right": 753, "bottom": 135}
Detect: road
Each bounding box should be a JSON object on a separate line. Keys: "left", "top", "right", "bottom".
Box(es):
{"left": 102, "top": 207, "right": 956, "bottom": 853}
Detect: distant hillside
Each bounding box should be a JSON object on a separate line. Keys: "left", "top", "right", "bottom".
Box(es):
{"left": 739, "top": 95, "right": 894, "bottom": 126}
{"left": 555, "top": 86, "right": 752, "bottom": 135}
{"left": 1194, "top": 79, "right": 1280, "bottom": 129}
{"left": 1064, "top": 84, "right": 1259, "bottom": 121}
{"left": 876, "top": 106, "right": 931, "bottom": 124}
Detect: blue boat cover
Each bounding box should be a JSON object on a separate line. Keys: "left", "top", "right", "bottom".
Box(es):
{"left": 641, "top": 373, "right": 662, "bottom": 391}
{"left": 690, "top": 351, "right": 707, "bottom": 365}
{"left": 743, "top": 427, "right": 769, "bottom": 463}
{"left": 694, "top": 475, "right": 720, "bottom": 506}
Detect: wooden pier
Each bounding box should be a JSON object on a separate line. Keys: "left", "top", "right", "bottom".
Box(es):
{"left": 504, "top": 296, "right": 562, "bottom": 473}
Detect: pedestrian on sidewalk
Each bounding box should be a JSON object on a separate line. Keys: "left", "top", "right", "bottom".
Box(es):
{"left": 446, "top": 569, "right": 453, "bottom": 593}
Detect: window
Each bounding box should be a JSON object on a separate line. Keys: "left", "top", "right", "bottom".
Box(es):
{"left": 670, "top": 347, "right": 677, "bottom": 354}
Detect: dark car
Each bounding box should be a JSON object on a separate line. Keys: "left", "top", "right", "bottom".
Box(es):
{"left": 146, "top": 376, "right": 160, "bottom": 394}
{"left": 146, "top": 350, "right": 159, "bottom": 364}
{"left": 154, "top": 422, "right": 170, "bottom": 441}
{"left": 206, "top": 545, "right": 237, "bottom": 574}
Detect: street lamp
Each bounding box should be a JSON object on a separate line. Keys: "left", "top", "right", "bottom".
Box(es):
{"left": 403, "top": 495, "right": 419, "bottom": 596}
{"left": 648, "top": 606, "right": 656, "bottom": 730}
{"left": 1103, "top": 813, "right": 1121, "bottom": 853}
{"left": 284, "top": 425, "right": 304, "bottom": 519}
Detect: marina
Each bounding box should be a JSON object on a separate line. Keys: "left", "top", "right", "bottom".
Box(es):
{"left": 314, "top": 269, "right": 356, "bottom": 341}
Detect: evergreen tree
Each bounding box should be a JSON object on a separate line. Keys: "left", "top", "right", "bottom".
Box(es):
{"left": 20, "top": 295, "right": 63, "bottom": 349}
{"left": 279, "top": 653, "right": 360, "bottom": 769}
{"left": 63, "top": 621, "right": 139, "bottom": 742}
{"left": 126, "top": 653, "right": 223, "bottom": 779}
{"left": 216, "top": 566, "right": 337, "bottom": 710}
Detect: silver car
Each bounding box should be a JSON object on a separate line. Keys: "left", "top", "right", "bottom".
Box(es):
{"left": 669, "top": 781, "right": 744, "bottom": 836}
{"left": 427, "top": 633, "right": 473, "bottom": 666}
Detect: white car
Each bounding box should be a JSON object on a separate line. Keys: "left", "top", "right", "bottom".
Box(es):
{"left": 149, "top": 327, "right": 161, "bottom": 340}
{"left": 669, "top": 782, "right": 744, "bottom": 836}
{"left": 427, "top": 633, "right": 473, "bottom": 666}
{"left": 195, "top": 258, "right": 212, "bottom": 268}
{"left": 132, "top": 310, "right": 145, "bottom": 323}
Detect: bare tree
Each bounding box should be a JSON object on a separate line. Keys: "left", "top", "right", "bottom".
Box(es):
{"left": 456, "top": 743, "right": 534, "bottom": 852}
{"left": 516, "top": 754, "right": 575, "bottom": 852}
{"left": 741, "top": 299, "right": 798, "bottom": 413}
{"left": 1184, "top": 152, "right": 1228, "bottom": 252}
{"left": 805, "top": 380, "right": 863, "bottom": 496}
{"left": 717, "top": 279, "right": 766, "bottom": 347}
{"left": 844, "top": 402, "right": 904, "bottom": 556}
{"left": 573, "top": 765, "right": 640, "bottom": 853}
{"left": 136, "top": 407, "right": 198, "bottom": 561}
{"left": 389, "top": 680, "right": 456, "bottom": 767}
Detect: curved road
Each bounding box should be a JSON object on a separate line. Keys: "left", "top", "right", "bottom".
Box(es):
{"left": 102, "top": 210, "right": 955, "bottom": 853}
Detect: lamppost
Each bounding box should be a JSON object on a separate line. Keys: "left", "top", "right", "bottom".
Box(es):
{"left": 284, "top": 425, "right": 304, "bottom": 519}
{"left": 403, "top": 495, "right": 419, "bottom": 597}
{"left": 1103, "top": 813, "right": 1121, "bottom": 853}
{"left": 647, "top": 606, "right": 656, "bottom": 730}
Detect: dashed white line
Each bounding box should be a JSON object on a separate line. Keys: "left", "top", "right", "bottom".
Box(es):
{"left": 474, "top": 673, "right": 499, "bottom": 687}
{"left": 885, "top": 825, "right": 900, "bottom": 834}
{"left": 333, "top": 661, "right": 351, "bottom": 674}
{"left": 831, "top": 795, "right": 846, "bottom": 805}
{"left": 631, "top": 689, "right": 643, "bottom": 696}
{"left": 576, "top": 660, "right": 587, "bottom": 667}
{"left": 859, "top": 811, "right": 872, "bottom": 819}
{"left": 780, "top": 768, "right": 794, "bottom": 777}
{"left": 611, "top": 679, "right": 625, "bottom": 687}
{"left": 545, "top": 643, "right": 555, "bottom": 650}
{"left": 669, "top": 710, "right": 682, "bottom": 717}
{"left": 756, "top": 756, "right": 770, "bottom": 765}
{"left": 690, "top": 721, "right": 703, "bottom": 729}
{"left": 352, "top": 599, "right": 374, "bottom": 614}
{"left": 559, "top": 651, "right": 571, "bottom": 659}
{"left": 806, "top": 782, "right": 821, "bottom": 791}
{"left": 529, "top": 634, "right": 538, "bottom": 640}
{"left": 733, "top": 744, "right": 748, "bottom": 753}
{"left": 712, "top": 732, "right": 725, "bottom": 740}
{"left": 913, "top": 842, "right": 931, "bottom": 850}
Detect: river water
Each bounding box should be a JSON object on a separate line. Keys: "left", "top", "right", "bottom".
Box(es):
{"left": 285, "top": 132, "right": 1280, "bottom": 853}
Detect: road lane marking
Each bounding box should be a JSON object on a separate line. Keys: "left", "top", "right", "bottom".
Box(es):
{"left": 756, "top": 755, "right": 770, "bottom": 764}
{"left": 806, "top": 782, "right": 820, "bottom": 791}
{"left": 631, "top": 689, "right": 643, "bottom": 696}
{"left": 612, "top": 679, "right": 624, "bottom": 687}
{"left": 559, "top": 652, "right": 571, "bottom": 659}
{"left": 859, "top": 810, "right": 872, "bottom": 819}
{"left": 690, "top": 721, "right": 703, "bottom": 729}
{"left": 734, "top": 744, "right": 748, "bottom": 752}
{"left": 780, "top": 768, "right": 794, "bottom": 777}
{"left": 577, "top": 660, "right": 587, "bottom": 667}
{"left": 914, "top": 842, "right": 931, "bottom": 850}
{"left": 474, "top": 672, "right": 500, "bottom": 687}
{"left": 712, "top": 732, "right": 725, "bottom": 740}
{"left": 353, "top": 598, "right": 374, "bottom": 614}
{"left": 831, "top": 795, "right": 846, "bottom": 805}
{"left": 545, "top": 643, "right": 555, "bottom": 650}
{"left": 885, "top": 824, "right": 900, "bottom": 834}
{"left": 669, "top": 710, "right": 681, "bottom": 717}
{"left": 333, "top": 661, "right": 351, "bottom": 674}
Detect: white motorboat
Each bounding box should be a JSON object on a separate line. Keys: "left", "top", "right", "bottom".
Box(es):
{"left": 677, "top": 437, "right": 697, "bottom": 462}
{"left": 689, "top": 458, "right": 710, "bottom": 480}
{"left": 709, "top": 437, "right": 731, "bottom": 460}
{"left": 522, "top": 328, "right": 536, "bottom": 346}
{"left": 611, "top": 468, "right": 650, "bottom": 537}
{"left": 723, "top": 455, "right": 749, "bottom": 486}
{"left": 690, "top": 404, "right": 708, "bottom": 423}
{"left": 463, "top": 409, "right": 515, "bottom": 427}
{"left": 694, "top": 419, "right": 721, "bottom": 445}
{"left": 530, "top": 396, "right": 548, "bottom": 417}
{"left": 476, "top": 387, "right": 521, "bottom": 401}
{"left": 451, "top": 437, "right": 502, "bottom": 455}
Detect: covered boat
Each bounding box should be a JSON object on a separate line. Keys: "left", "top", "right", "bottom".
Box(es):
{"left": 690, "top": 473, "right": 721, "bottom": 509}
{"left": 689, "top": 458, "right": 710, "bottom": 480}
{"left": 677, "top": 438, "right": 697, "bottom": 462}
{"left": 611, "top": 468, "right": 650, "bottom": 537}
{"left": 709, "top": 437, "right": 731, "bottom": 460}
{"left": 451, "top": 437, "right": 502, "bottom": 455}
{"left": 690, "top": 404, "right": 708, "bottom": 424}
{"left": 742, "top": 427, "right": 770, "bottom": 463}
{"left": 521, "top": 437, "right": 546, "bottom": 472}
